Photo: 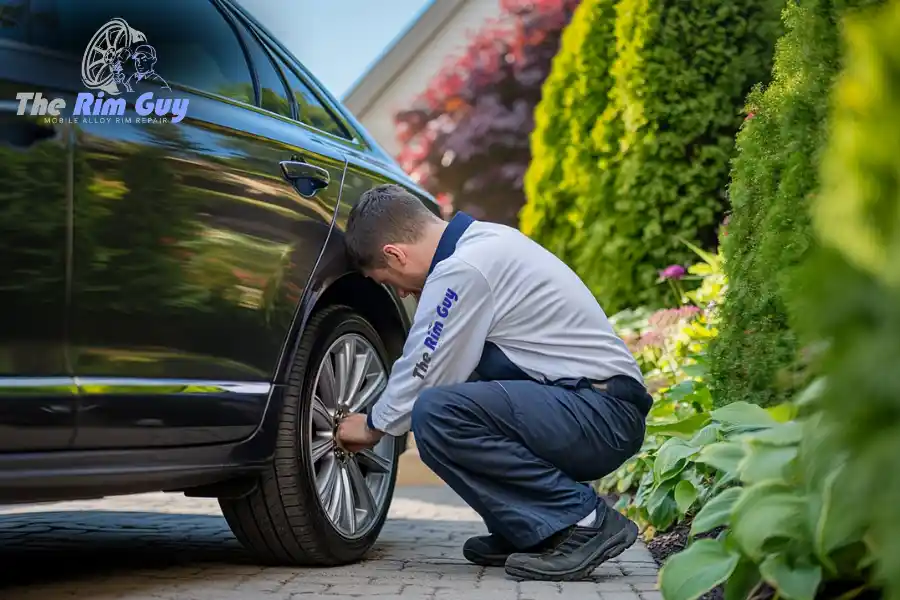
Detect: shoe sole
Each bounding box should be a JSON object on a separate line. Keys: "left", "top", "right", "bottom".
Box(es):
{"left": 504, "top": 520, "right": 639, "bottom": 582}
{"left": 463, "top": 547, "right": 509, "bottom": 567}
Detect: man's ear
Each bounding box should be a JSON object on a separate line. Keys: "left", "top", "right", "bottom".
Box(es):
{"left": 382, "top": 244, "right": 406, "bottom": 266}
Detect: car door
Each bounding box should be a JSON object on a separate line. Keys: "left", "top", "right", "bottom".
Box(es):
{"left": 0, "top": 1, "right": 78, "bottom": 451}
{"left": 25, "top": 0, "right": 346, "bottom": 449}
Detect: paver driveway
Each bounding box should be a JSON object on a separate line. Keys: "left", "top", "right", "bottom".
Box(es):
{"left": 0, "top": 484, "right": 660, "bottom": 600}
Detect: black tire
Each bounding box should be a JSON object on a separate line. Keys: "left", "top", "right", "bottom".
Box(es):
{"left": 219, "top": 305, "right": 400, "bottom": 566}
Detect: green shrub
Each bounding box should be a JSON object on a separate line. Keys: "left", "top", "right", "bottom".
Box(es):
{"left": 521, "top": 0, "right": 618, "bottom": 262}
{"left": 709, "top": 0, "right": 885, "bottom": 409}
{"left": 797, "top": 1, "right": 900, "bottom": 596}
{"left": 523, "top": 0, "right": 782, "bottom": 313}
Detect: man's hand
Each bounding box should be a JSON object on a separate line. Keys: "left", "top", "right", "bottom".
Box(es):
{"left": 337, "top": 413, "right": 385, "bottom": 453}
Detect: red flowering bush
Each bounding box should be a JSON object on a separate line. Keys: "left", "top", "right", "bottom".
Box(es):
{"left": 393, "top": 0, "right": 579, "bottom": 225}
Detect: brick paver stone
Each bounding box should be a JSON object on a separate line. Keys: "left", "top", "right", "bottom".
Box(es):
{"left": 0, "top": 484, "right": 658, "bottom": 599}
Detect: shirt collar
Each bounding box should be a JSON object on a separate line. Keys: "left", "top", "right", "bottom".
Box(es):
{"left": 428, "top": 211, "right": 475, "bottom": 276}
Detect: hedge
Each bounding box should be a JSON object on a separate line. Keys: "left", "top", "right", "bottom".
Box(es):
{"left": 522, "top": 0, "right": 782, "bottom": 313}
{"left": 709, "top": 0, "right": 885, "bottom": 409}
{"left": 798, "top": 1, "right": 900, "bottom": 595}
{"left": 520, "top": 0, "right": 619, "bottom": 263}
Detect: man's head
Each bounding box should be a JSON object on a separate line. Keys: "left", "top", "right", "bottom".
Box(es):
{"left": 345, "top": 184, "right": 446, "bottom": 297}
{"left": 132, "top": 44, "right": 157, "bottom": 74}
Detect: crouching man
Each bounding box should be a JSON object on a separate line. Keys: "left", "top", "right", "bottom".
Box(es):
{"left": 337, "top": 184, "right": 650, "bottom": 581}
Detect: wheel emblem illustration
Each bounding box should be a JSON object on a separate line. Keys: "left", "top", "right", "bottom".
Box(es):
{"left": 81, "top": 18, "right": 147, "bottom": 95}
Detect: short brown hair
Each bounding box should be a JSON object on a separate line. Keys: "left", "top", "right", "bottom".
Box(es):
{"left": 345, "top": 184, "right": 438, "bottom": 270}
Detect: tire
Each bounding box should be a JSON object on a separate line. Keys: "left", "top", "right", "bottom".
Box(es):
{"left": 219, "top": 304, "right": 401, "bottom": 566}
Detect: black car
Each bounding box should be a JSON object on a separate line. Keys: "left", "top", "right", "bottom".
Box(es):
{"left": 0, "top": 0, "right": 433, "bottom": 566}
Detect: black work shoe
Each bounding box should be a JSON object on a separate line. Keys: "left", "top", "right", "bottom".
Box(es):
{"left": 463, "top": 533, "right": 557, "bottom": 567}
{"left": 504, "top": 504, "right": 639, "bottom": 581}
{"left": 463, "top": 534, "right": 517, "bottom": 566}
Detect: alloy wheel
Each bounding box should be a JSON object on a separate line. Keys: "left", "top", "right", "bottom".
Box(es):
{"left": 309, "top": 333, "right": 395, "bottom": 539}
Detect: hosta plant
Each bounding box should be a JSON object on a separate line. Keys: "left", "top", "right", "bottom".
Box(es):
{"left": 659, "top": 384, "right": 876, "bottom": 600}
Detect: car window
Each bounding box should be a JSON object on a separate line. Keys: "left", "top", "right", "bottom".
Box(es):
{"left": 0, "top": 1, "right": 28, "bottom": 43}
{"left": 235, "top": 26, "right": 291, "bottom": 118}
{"left": 273, "top": 54, "right": 350, "bottom": 140}
{"left": 10, "top": 0, "right": 255, "bottom": 105}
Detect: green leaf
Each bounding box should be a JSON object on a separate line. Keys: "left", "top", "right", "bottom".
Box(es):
{"left": 687, "top": 386, "right": 714, "bottom": 412}
{"left": 795, "top": 377, "right": 827, "bottom": 408}
{"left": 647, "top": 481, "right": 679, "bottom": 530}
{"left": 654, "top": 438, "right": 700, "bottom": 482}
{"left": 659, "top": 539, "right": 740, "bottom": 600}
{"left": 759, "top": 555, "right": 822, "bottom": 600}
{"left": 634, "top": 470, "right": 655, "bottom": 506}
{"left": 691, "top": 487, "right": 743, "bottom": 536}
{"left": 678, "top": 236, "right": 720, "bottom": 267}
{"left": 813, "top": 464, "right": 867, "bottom": 564}
{"left": 617, "top": 470, "right": 636, "bottom": 493}
{"left": 724, "top": 558, "right": 762, "bottom": 600}
{"left": 766, "top": 402, "right": 798, "bottom": 423}
{"left": 741, "top": 421, "right": 804, "bottom": 446}
{"left": 689, "top": 423, "right": 721, "bottom": 447}
{"left": 697, "top": 441, "right": 745, "bottom": 475}
{"left": 731, "top": 481, "right": 807, "bottom": 562}
{"left": 667, "top": 380, "right": 696, "bottom": 401}
{"left": 711, "top": 402, "right": 779, "bottom": 430}
{"left": 648, "top": 413, "right": 711, "bottom": 439}
{"left": 614, "top": 493, "right": 631, "bottom": 511}
{"left": 674, "top": 480, "right": 699, "bottom": 515}
{"left": 682, "top": 362, "right": 708, "bottom": 378}
{"left": 737, "top": 442, "right": 798, "bottom": 485}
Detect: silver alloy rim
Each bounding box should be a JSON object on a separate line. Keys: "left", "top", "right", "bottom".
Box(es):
{"left": 309, "top": 333, "right": 394, "bottom": 539}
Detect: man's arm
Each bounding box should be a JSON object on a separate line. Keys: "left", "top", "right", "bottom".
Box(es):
{"left": 367, "top": 259, "right": 494, "bottom": 436}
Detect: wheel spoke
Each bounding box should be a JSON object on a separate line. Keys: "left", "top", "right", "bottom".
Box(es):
{"left": 345, "top": 349, "right": 372, "bottom": 409}
{"left": 324, "top": 462, "right": 343, "bottom": 522}
{"left": 347, "top": 457, "right": 376, "bottom": 518}
{"left": 311, "top": 396, "right": 333, "bottom": 430}
{"left": 316, "top": 454, "right": 338, "bottom": 500}
{"left": 310, "top": 433, "right": 333, "bottom": 463}
{"left": 339, "top": 464, "right": 357, "bottom": 534}
{"left": 317, "top": 355, "right": 337, "bottom": 408}
{"left": 335, "top": 338, "right": 354, "bottom": 407}
{"left": 349, "top": 371, "right": 386, "bottom": 413}
{"left": 357, "top": 448, "right": 392, "bottom": 474}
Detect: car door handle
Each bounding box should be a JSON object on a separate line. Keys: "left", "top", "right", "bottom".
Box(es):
{"left": 280, "top": 160, "right": 330, "bottom": 198}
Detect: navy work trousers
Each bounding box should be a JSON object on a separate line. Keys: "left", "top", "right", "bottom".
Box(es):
{"left": 410, "top": 346, "right": 650, "bottom": 549}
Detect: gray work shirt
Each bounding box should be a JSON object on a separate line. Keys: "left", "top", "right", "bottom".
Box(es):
{"left": 368, "top": 212, "right": 644, "bottom": 436}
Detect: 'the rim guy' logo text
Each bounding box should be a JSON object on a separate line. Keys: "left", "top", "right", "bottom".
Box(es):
{"left": 15, "top": 91, "right": 189, "bottom": 124}
{"left": 412, "top": 288, "right": 459, "bottom": 380}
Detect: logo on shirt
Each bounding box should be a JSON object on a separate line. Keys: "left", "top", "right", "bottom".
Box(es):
{"left": 412, "top": 288, "right": 458, "bottom": 379}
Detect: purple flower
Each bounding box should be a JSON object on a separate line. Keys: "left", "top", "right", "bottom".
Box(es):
{"left": 659, "top": 264, "right": 686, "bottom": 280}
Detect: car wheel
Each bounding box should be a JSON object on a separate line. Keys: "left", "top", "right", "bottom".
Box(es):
{"left": 219, "top": 304, "right": 400, "bottom": 566}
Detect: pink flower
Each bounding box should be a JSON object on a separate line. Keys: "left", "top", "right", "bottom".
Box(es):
{"left": 659, "top": 264, "right": 686, "bottom": 280}
{"left": 647, "top": 306, "right": 700, "bottom": 330}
